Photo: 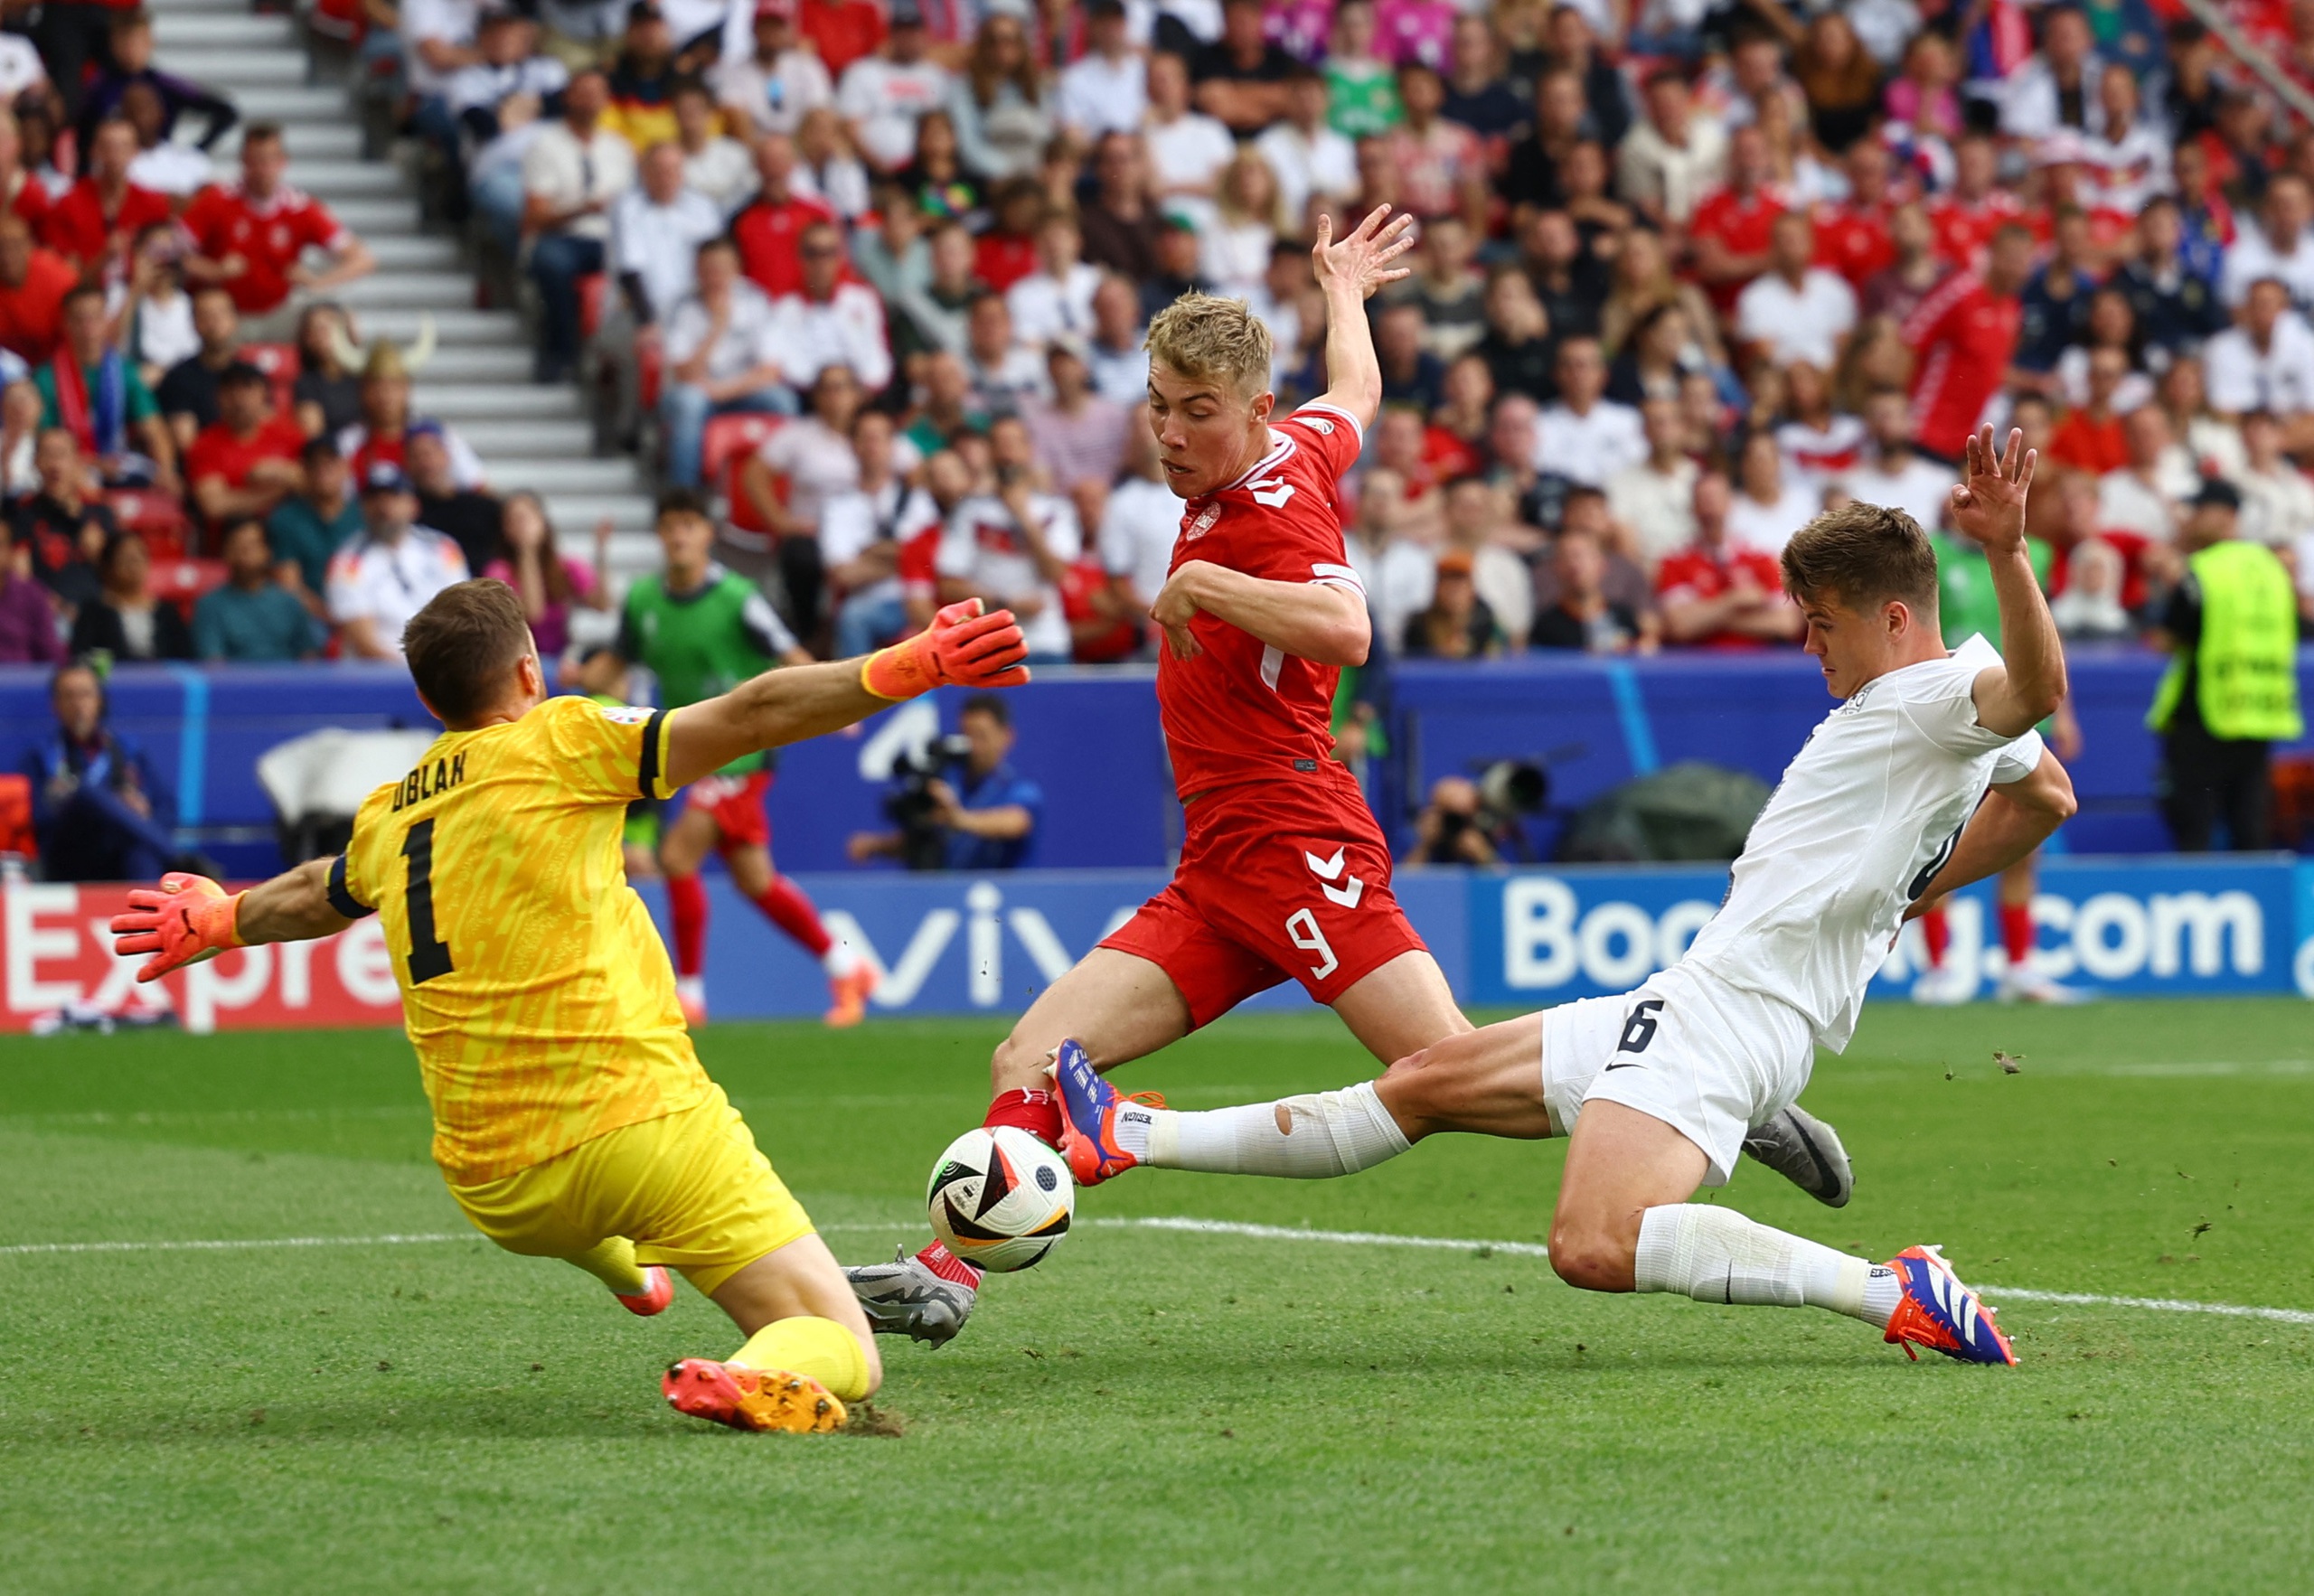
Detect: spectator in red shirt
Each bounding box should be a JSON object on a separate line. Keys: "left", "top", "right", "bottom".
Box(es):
{"left": 798, "top": 0, "right": 888, "bottom": 83}
{"left": 732, "top": 131, "right": 835, "bottom": 301}
{"left": 1901, "top": 223, "right": 2033, "bottom": 462}
{"left": 41, "top": 117, "right": 168, "bottom": 279}
{"left": 1811, "top": 137, "right": 1898, "bottom": 289}
{"left": 0, "top": 109, "right": 55, "bottom": 239}
{"left": 1688, "top": 124, "right": 1786, "bottom": 312}
{"left": 186, "top": 361, "right": 307, "bottom": 533}
{"left": 1928, "top": 133, "right": 2028, "bottom": 274}
{"left": 2045, "top": 346, "right": 2134, "bottom": 474}
{"left": 182, "top": 123, "right": 374, "bottom": 337}
{"left": 0, "top": 213, "right": 78, "bottom": 366}
{"left": 1655, "top": 468, "right": 1801, "bottom": 649}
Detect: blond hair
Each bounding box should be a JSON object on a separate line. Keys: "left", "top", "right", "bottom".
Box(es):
{"left": 1144, "top": 292, "right": 1273, "bottom": 400}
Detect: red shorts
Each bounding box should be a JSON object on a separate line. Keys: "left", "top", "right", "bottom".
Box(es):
{"left": 682, "top": 769, "right": 772, "bottom": 850}
{"left": 1101, "top": 779, "right": 1428, "bottom": 1028}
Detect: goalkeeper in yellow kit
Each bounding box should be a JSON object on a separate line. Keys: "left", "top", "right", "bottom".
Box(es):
{"left": 111, "top": 579, "right": 1030, "bottom": 1433}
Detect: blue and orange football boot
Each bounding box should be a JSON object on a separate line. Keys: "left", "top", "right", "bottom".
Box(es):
{"left": 614, "top": 1265, "right": 673, "bottom": 1317}
{"left": 1052, "top": 1037, "right": 1165, "bottom": 1188}
{"left": 662, "top": 1359, "right": 847, "bottom": 1433}
{"left": 1883, "top": 1244, "right": 2017, "bottom": 1366}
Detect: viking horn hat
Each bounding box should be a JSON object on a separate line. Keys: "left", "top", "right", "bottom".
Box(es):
{"left": 330, "top": 313, "right": 436, "bottom": 380}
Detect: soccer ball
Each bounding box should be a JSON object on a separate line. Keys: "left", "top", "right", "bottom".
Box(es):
{"left": 925, "top": 1125, "right": 1075, "bottom": 1272}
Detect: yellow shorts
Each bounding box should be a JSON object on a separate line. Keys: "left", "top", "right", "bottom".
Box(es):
{"left": 445, "top": 1083, "right": 814, "bottom": 1297}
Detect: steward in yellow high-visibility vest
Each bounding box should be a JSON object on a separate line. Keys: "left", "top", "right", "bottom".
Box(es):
{"left": 2149, "top": 479, "right": 2305, "bottom": 850}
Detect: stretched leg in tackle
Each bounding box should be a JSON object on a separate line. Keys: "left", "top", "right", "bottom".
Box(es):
{"left": 664, "top": 1232, "right": 886, "bottom": 1432}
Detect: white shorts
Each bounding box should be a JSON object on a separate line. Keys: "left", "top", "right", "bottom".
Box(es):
{"left": 1538, "top": 962, "right": 1816, "bottom": 1188}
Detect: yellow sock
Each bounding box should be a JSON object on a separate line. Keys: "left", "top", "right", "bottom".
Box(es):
{"left": 729, "top": 1316, "right": 871, "bottom": 1402}
{"left": 563, "top": 1236, "right": 648, "bottom": 1296}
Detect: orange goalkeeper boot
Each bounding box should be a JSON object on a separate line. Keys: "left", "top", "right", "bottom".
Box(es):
{"left": 662, "top": 1359, "right": 847, "bottom": 1433}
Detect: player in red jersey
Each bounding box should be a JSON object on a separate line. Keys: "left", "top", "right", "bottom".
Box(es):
{"left": 183, "top": 123, "right": 374, "bottom": 335}
{"left": 846, "top": 209, "right": 1855, "bottom": 1344}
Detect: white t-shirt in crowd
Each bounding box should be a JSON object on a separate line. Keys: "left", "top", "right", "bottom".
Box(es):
{"left": 1099, "top": 472, "right": 1182, "bottom": 604}
{"left": 1726, "top": 483, "right": 1819, "bottom": 554}
{"left": 1838, "top": 455, "right": 1952, "bottom": 531}
{"left": 1774, "top": 413, "right": 1867, "bottom": 489}
{"left": 835, "top": 56, "right": 953, "bottom": 171}
{"left": 937, "top": 492, "right": 1082, "bottom": 658}
{"left": 1533, "top": 399, "right": 1647, "bottom": 487}
{"left": 325, "top": 527, "right": 469, "bottom": 653}
{"left": 2217, "top": 224, "right": 2314, "bottom": 310}
{"left": 1145, "top": 109, "right": 1236, "bottom": 209}
{"left": 820, "top": 479, "right": 940, "bottom": 607}
{"left": 1254, "top": 121, "right": 1358, "bottom": 224}
{"left": 712, "top": 46, "right": 834, "bottom": 137}
{"left": 1056, "top": 51, "right": 1150, "bottom": 138}
{"left": 1006, "top": 261, "right": 1103, "bottom": 347}
{"left": 663, "top": 281, "right": 781, "bottom": 384}
{"left": 1604, "top": 457, "right": 1699, "bottom": 568}
{"left": 2203, "top": 314, "right": 2314, "bottom": 416}
{"left": 609, "top": 186, "right": 726, "bottom": 324}
{"left": 1735, "top": 268, "right": 1858, "bottom": 369}
{"left": 1681, "top": 633, "right": 2045, "bottom": 1049}
{"left": 2235, "top": 462, "right": 2314, "bottom": 547}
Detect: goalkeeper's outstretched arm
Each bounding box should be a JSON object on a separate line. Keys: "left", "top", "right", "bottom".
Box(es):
{"left": 111, "top": 860, "right": 353, "bottom": 982}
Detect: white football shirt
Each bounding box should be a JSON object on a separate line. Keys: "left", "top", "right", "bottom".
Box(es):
{"left": 1680, "top": 634, "right": 2045, "bottom": 1050}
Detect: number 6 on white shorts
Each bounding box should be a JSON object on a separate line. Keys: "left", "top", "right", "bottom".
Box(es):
{"left": 1286, "top": 908, "right": 1339, "bottom": 981}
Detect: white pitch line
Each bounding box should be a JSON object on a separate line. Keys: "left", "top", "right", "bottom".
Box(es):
{"left": 5, "top": 1219, "right": 2310, "bottom": 1328}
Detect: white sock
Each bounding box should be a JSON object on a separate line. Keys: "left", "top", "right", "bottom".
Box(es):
{"left": 822, "top": 941, "right": 861, "bottom": 979}
{"left": 1632, "top": 1205, "right": 1896, "bottom": 1328}
{"left": 676, "top": 975, "right": 705, "bottom": 1007}
{"left": 1133, "top": 1082, "right": 1411, "bottom": 1178}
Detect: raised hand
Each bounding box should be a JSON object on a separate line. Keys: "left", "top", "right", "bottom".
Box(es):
{"left": 110, "top": 872, "right": 245, "bottom": 983}
{"left": 1947, "top": 424, "right": 2037, "bottom": 556}
{"left": 861, "top": 598, "right": 1031, "bottom": 700}
{"left": 1311, "top": 205, "right": 1417, "bottom": 303}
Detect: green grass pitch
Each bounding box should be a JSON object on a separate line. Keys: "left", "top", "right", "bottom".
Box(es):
{"left": 4, "top": 999, "right": 2313, "bottom": 1593}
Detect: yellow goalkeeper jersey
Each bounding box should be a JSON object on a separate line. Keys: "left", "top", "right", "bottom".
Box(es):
{"left": 330, "top": 693, "right": 704, "bottom": 1183}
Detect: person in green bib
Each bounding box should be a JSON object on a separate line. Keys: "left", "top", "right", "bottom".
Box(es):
{"left": 1910, "top": 521, "right": 2086, "bottom": 1005}
{"left": 612, "top": 488, "right": 875, "bottom": 1028}
{"left": 2149, "top": 479, "right": 2305, "bottom": 850}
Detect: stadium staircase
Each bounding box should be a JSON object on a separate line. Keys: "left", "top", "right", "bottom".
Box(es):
{"left": 151, "top": 0, "right": 660, "bottom": 585}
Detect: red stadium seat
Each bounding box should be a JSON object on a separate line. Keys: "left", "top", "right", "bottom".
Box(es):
{"left": 150, "top": 556, "right": 230, "bottom": 619}
{"left": 703, "top": 413, "right": 785, "bottom": 534}
{"left": 105, "top": 489, "right": 191, "bottom": 559}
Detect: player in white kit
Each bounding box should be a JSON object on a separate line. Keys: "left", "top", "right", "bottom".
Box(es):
{"left": 1060, "top": 426, "right": 2075, "bottom": 1365}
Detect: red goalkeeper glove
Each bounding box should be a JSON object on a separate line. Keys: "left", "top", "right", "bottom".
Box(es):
{"left": 861, "top": 598, "right": 1032, "bottom": 701}
{"left": 109, "top": 872, "right": 245, "bottom": 983}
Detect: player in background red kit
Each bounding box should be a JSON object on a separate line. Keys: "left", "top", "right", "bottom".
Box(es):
{"left": 847, "top": 208, "right": 1856, "bottom": 1343}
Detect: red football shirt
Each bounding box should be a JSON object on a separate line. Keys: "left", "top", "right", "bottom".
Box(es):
{"left": 181, "top": 181, "right": 351, "bottom": 315}
{"left": 0, "top": 247, "right": 80, "bottom": 364}
{"left": 1811, "top": 202, "right": 1895, "bottom": 287}
{"left": 186, "top": 413, "right": 306, "bottom": 493}
{"left": 732, "top": 191, "right": 837, "bottom": 300}
{"left": 1688, "top": 183, "right": 1788, "bottom": 310}
{"left": 1927, "top": 192, "right": 2032, "bottom": 274}
{"left": 40, "top": 178, "right": 170, "bottom": 270}
{"left": 1901, "top": 271, "right": 2021, "bottom": 460}
{"left": 1156, "top": 402, "right": 1368, "bottom": 803}
{"left": 797, "top": 0, "right": 887, "bottom": 80}
{"left": 1653, "top": 542, "right": 1792, "bottom": 650}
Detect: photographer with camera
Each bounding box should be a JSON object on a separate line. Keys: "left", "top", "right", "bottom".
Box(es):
{"left": 1404, "top": 760, "right": 1548, "bottom": 867}
{"left": 848, "top": 693, "right": 1043, "bottom": 872}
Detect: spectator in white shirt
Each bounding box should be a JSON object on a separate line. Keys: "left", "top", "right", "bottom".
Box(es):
{"left": 1735, "top": 211, "right": 1858, "bottom": 370}
{"left": 793, "top": 105, "right": 871, "bottom": 222}
{"left": 1086, "top": 271, "right": 1151, "bottom": 406}
{"left": 1726, "top": 428, "right": 1818, "bottom": 554}
{"left": 1604, "top": 399, "right": 1699, "bottom": 569}
{"left": 403, "top": 0, "right": 484, "bottom": 102}
{"left": 2205, "top": 277, "right": 2314, "bottom": 420}
{"left": 1101, "top": 418, "right": 1178, "bottom": 633}
{"left": 522, "top": 69, "right": 635, "bottom": 380}
{"left": 670, "top": 76, "right": 753, "bottom": 211}
{"left": 1255, "top": 65, "right": 1357, "bottom": 229}
{"left": 711, "top": 0, "right": 831, "bottom": 136}
{"left": 1023, "top": 337, "right": 1130, "bottom": 493}
{"left": 1615, "top": 68, "right": 1726, "bottom": 229}
{"left": 1200, "top": 148, "right": 1284, "bottom": 301}
{"left": 824, "top": 408, "right": 942, "bottom": 656}
{"left": 1056, "top": 0, "right": 1147, "bottom": 140}
{"left": 1837, "top": 388, "right": 1953, "bottom": 530}
{"left": 2077, "top": 62, "right": 2171, "bottom": 218}
{"left": 937, "top": 413, "right": 1081, "bottom": 662}
{"left": 327, "top": 462, "right": 470, "bottom": 660}
{"left": 448, "top": 10, "right": 569, "bottom": 159}
{"left": 612, "top": 140, "right": 725, "bottom": 336}
{"left": 2233, "top": 408, "right": 2314, "bottom": 547}
{"left": 2218, "top": 176, "right": 2314, "bottom": 312}
{"left": 943, "top": 12, "right": 1051, "bottom": 184}
{"left": 962, "top": 291, "right": 1050, "bottom": 414}
{"left": 1534, "top": 337, "right": 1646, "bottom": 487}
{"left": 835, "top": 4, "right": 950, "bottom": 174}
{"left": 2097, "top": 404, "right": 2196, "bottom": 542}
{"left": 1997, "top": 7, "right": 2100, "bottom": 143}
{"left": 659, "top": 236, "right": 786, "bottom": 486}
{"left": 1143, "top": 49, "right": 1235, "bottom": 230}
{"left": 1006, "top": 211, "right": 1102, "bottom": 348}
{"left": 767, "top": 220, "right": 894, "bottom": 398}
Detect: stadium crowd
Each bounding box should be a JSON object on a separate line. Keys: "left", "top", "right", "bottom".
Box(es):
{"left": 0, "top": 0, "right": 2309, "bottom": 708}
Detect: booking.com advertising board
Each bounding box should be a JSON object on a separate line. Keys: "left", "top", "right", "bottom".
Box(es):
{"left": 5, "top": 858, "right": 2310, "bottom": 1032}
